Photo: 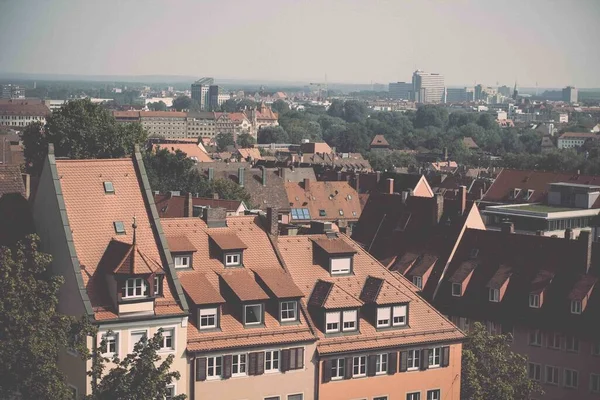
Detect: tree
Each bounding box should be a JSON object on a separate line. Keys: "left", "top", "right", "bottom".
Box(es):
{"left": 22, "top": 99, "right": 147, "bottom": 176}
{"left": 209, "top": 178, "right": 252, "bottom": 206}
{"left": 147, "top": 101, "right": 167, "bottom": 111}
{"left": 215, "top": 132, "right": 235, "bottom": 151}
{"left": 0, "top": 235, "right": 81, "bottom": 400}
{"left": 461, "top": 322, "right": 542, "bottom": 400}
{"left": 327, "top": 99, "right": 345, "bottom": 119}
{"left": 171, "top": 96, "right": 192, "bottom": 111}
{"left": 257, "top": 126, "right": 289, "bottom": 144}
{"left": 342, "top": 100, "right": 369, "bottom": 123}
{"left": 415, "top": 105, "right": 448, "bottom": 129}
{"left": 220, "top": 99, "right": 238, "bottom": 113}
{"left": 271, "top": 99, "right": 290, "bottom": 115}
{"left": 86, "top": 330, "right": 185, "bottom": 400}
{"left": 237, "top": 133, "right": 256, "bottom": 148}
{"left": 143, "top": 148, "right": 209, "bottom": 195}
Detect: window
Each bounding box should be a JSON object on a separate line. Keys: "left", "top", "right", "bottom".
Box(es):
{"left": 413, "top": 276, "right": 422, "bottom": 289}
{"left": 154, "top": 276, "right": 162, "bottom": 296}
{"left": 122, "top": 278, "right": 148, "bottom": 299}
{"left": 325, "top": 311, "right": 340, "bottom": 333}
{"left": 375, "top": 353, "right": 388, "bottom": 375}
{"left": 225, "top": 253, "right": 241, "bottom": 266}
{"left": 566, "top": 336, "right": 579, "bottom": 353}
{"left": 592, "top": 342, "right": 600, "bottom": 356}
{"left": 280, "top": 301, "right": 297, "bottom": 322}
{"left": 374, "top": 397, "right": 388, "bottom": 400}
{"left": 331, "top": 358, "right": 345, "bottom": 380}
{"left": 564, "top": 369, "right": 578, "bottom": 388}
{"left": 265, "top": 350, "right": 279, "bottom": 372}
{"left": 529, "top": 293, "right": 540, "bottom": 308}
{"left": 160, "top": 328, "right": 174, "bottom": 351}
{"left": 377, "top": 307, "right": 391, "bottom": 327}
{"left": 393, "top": 305, "right": 407, "bottom": 326}
{"left": 165, "top": 385, "right": 175, "bottom": 400}
{"left": 377, "top": 305, "right": 406, "bottom": 328}
{"left": 352, "top": 355, "right": 366, "bottom": 377}
{"left": 489, "top": 288, "right": 499, "bottom": 302}
{"left": 244, "top": 304, "right": 262, "bottom": 325}
{"left": 130, "top": 330, "right": 147, "bottom": 351}
{"left": 426, "top": 390, "right": 440, "bottom": 400}
{"left": 545, "top": 365, "right": 559, "bottom": 385}
{"left": 451, "top": 283, "right": 462, "bottom": 296}
{"left": 549, "top": 333, "right": 561, "bottom": 349}
{"left": 342, "top": 309, "right": 357, "bottom": 331}
{"left": 232, "top": 354, "right": 247, "bottom": 376}
{"left": 407, "top": 349, "right": 420, "bottom": 370}
{"left": 199, "top": 308, "right": 217, "bottom": 329}
{"left": 528, "top": 363, "right": 541, "bottom": 381}
{"left": 207, "top": 356, "right": 222, "bottom": 379}
{"left": 529, "top": 329, "right": 542, "bottom": 346}
{"left": 101, "top": 332, "right": 118, "bottom": 357}
{"left": 174, "top": 256, "right": 190, "bottom": 268}
{"left": 591, "top": 374, "right": 600, "bottom": 393}
{"left": 319, "top": 209, "right": 326, "bottom": 217}
{"left": 429, "top": 347, "right": 441, "bottom": 367}
{"left": 571, "top": 300, "right": 582, "bottom": 314}
{"left": 287, "top": 395, "right": 303, "bottom": 400}
{"left": 114, "top": 221, "right": 126, "bottom": 234}
{"left": 291, "top": 208, "right": 311, "bottom": 220}
{"left": 407, "top": 393, "right": 421, "bottom": 400}
{"left": 525, "top": 189, "right": 534, "bottom": 201}
{"left": 103, "top": 181, "right": 114, "bottom": 194}
{"left": 330, "top": 257, "right": 351, "bottom": 275}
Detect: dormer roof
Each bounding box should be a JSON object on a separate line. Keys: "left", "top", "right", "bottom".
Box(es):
{"left": 359, "top": 276, "right": 411, "bottom": 305}
{"left": 218, "top": 269, "right": 270, "bottom": 302}
{"left": 530, "top": 270, "right": 554, "bottom": 293}
{"left": 167, "top": 236, "right": 198, "bottom": 253}
{"left": 448, "top": 260, "right": 477, "bottom": 284}
{"left": 568, "top": 275, "right": 597, "bottom": 301}
{"left": 253, "top": 268, "right": 304, "bottom": 299}
{"left": 210, "top": 232, "right": 248, "bottom": 251}
{"left": 407, "top": 254, "right": 438, "bottom": 277}
{"left": 312, "top": 237, "right": 357, "bottom": 255}
{"left": 486, "top": 265, "right": 512, "bottom": 290}
{"left": 179, "top": 273, "right": 225, "bottom": 305}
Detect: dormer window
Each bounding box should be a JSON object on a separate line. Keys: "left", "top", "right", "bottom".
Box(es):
{"left": 114, "top": 221, "right": 126, "bottom": 234}
{"left": 489, "top": 288, "right": 499, "bottom": 302}
{"left": 331, "top": 257, "right": 351, "bottom": 275}
{"left": 525, "top": 189, "right": 534, "bottom": 201}
{"left": 122, "top": 278, "right": 148, "bottom": 299}
{"left": 469, "top": 248, "right": 479, "bottom": 259}
{"left": 199, "top": 307, "right": 218, "bottom": 330}
{"left": 342, "top": 309, "right": 357, "bottom": 331}
{"left": 174, "top": 255, "right": 191, "bottom": 268}
{"left": 413, "top": 276, "right": 423, "bottom": 289}
{"left": 154, "top": 275, "right": 163, "bottom": 296}
{"left": 377, "top": 305, "right": 407, "bottom": 328}
{"left": 280, "top": 300, "right": 297, "bottom": 322}
{"left": 244, "top": 304, "right": 263, "bottom": 325}
{"left": 225, "top": 253, "right": 241, "bottom": 267}
{"left": 452, "top": 283, "right": 462, "bottom": 297}
{"left": 103, "top": 181, "right": 114, "bottom": 194}
{"left": 529, "top": 293, "right": 540, "bottom": 308}
{"left": 325, "top": 309, "right": 358, "bottom": 333}
{"left": 325, "top": 311, "right": 340, "bottom": 333}
{"left": 319, "top": 209, "right": 326, "bottom": 217}
{"left": 511, "top": 188, "right": 521, "bottom": 199}
{"left": 571, "top": 300, "right": 582, "bottom": 314}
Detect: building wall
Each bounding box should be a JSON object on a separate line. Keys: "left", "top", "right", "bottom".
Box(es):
{"left": 0, "top": 114, "right": 46, "bottom": 127}
{"left": 318, "top": 344, "right": 462, "bottom": 400}
{"left": 191, "top": 341, "right": 317, "bottom": 400}
{"left": 141, "top": 116, "right": 187, "bottom": 139}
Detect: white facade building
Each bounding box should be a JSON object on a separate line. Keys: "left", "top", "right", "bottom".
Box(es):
{"left": 412, "top": 70, "right": 445, "bottom": 103}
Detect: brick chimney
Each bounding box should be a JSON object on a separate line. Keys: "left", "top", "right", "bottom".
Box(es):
{"left": 386, "top": 178, "right": 394, "bottom": 194}
{"left": 185, "top": 192, "right": 193, "bottom": 217}
{"left": 304, "top": 178, "right": 311, "bottom": 192}
{"left": 459, "top": 185, "right": 467, "bottom": 215}
{"left": 433, "top": 193, "right": 444, "bottom": 225}
{"left": 501, "top": 222, "right": 514, "bottom": 234}
{"left": 579, "top": 230, "right": 592, "bottom": 273}
{"left": 238, "top": 167, "right": 245, "bottom": 187}
{"left": 565, "top": 228, "right": 574, "bottom": 240}
{"left": 202, "top": 207, "right": 227, "bottom": 228}
{"left": 375, "top": 171, "right": 381, "bottom": 183}
{"left": 266, "top": 207, "right": 278, "bottom": 236}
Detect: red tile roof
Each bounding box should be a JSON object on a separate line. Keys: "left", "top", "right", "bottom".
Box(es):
{"left": 209, "top": 232, "right": 248, "bottom": 250}
{"left": 0, "top": 165, "right": 25, "bottom": 197}
{"left": 370, "top": 135, "right": 390, "bottom": 147}
{"left": 154, "top": 143, "right": 212, "bottom": 163}
{"left": 312, "top": 237, "right": 357, "bottom": 254}
{"left": 285, "top": 180, "right": 361, "bottom": 222}
{"left": 0, "top": 103, "right": 50, "bottom": 117}
{"left": 154, "top": 194, "right": 244, "bottom": 218}
{"left": 218, "top": 269, "right": 270, "bottom": 301}
{"left": 166, "top": 236, "right": 197, "bottom": 253}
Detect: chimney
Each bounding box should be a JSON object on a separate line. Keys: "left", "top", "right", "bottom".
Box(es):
{"left": 443, "top": 147, "right": 448, "bottom": 161}
{"left": 213, "top": 192, "right": 219, "bottom": 200}
{"left": 386, "top": 178, "right": 394, "bottom": 194}
{"left": 565, "top": 228, "right": 574, "bottom": 240}
{"left": 304, "top": 178, "right": 311, "bottom": 192}
{"left": 279, "top": 167, "right": 287, "bottom": 181}
{"left": 459, "top": 185, "right": 467, "bottom": 215}
{"left": 208, "top": 167, "right": 214, "bottom": 182}
{"left": 354, "top": 172, "right": 360, "bottom": 193}
{"left": 261, "top": 166, "right": 267, "bottom": 186}
{"left": 185, "top": 192, "right": 193, "bottom": 218}
{"left": 402, "top": 190, "right": 410, "bottom": 204}
{"left": 579, "top": 230, "right": 592, "bottom": 273}
{"left": 22, "top": 173, "right": 30, "bottom": 200}
{"left": 433, "top": 193, "right": 444, "bottom": 225}
{"left": 238, "top": 167, "right": 245, "bottom": 187}
{"left": 501, "top": 222, "right": 514, "bottom": 234}
{"left": 375, "top": 171, "right": 381, "bottom": 183}
{"left": 266, "top": 207, "right": 278, "bottom": 236}
{"left": 202, "top": 207, "right": 227, "bottom": 228}
{"left": 337, "top": 171, "right": 342, "bottom": 181}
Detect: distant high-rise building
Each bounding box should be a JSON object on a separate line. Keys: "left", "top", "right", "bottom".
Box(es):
{"left": 474, "top": 84, "right": 485, "bottom": 102}
{"left": 498, "top": 85, "right": 511, "bottom": 97}
{"left": 208, "top": 85, "right": 230, "bottom": 111}
{"left": 388, "top": 82, "right": 412, "bottom": 100}
{"left": 412, "top": 71, "right": 445, "bottom": 103}
{"left": 191, "top": 77, "right": 214, "bottom": 110}
{"left": 446, "top": 88, "right": 468, "bottom": 103}
{"left": 562, "top": 86, "right": 578, "bottom": 103}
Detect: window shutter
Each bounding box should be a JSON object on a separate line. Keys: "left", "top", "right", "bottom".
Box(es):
{"left": 256, "top": 351, "right": 265, "bottom": 375}
{"left": 223, "top": 354, "right": 232, "bottom": 379}
{"left": 281, "top": 349, "right": 291, "bottom": 372}
{"left": 294, "top": 347, "right": 304, "bottom": 369}
{"left": 344, "top": 357, "right": 353, "bottom": 379}
{"left": 248, "top": 352, "right": 257, "bottom": 375}
{"left": 367, "top": 355, "right": 377, "bottom": 377}
{"left": 322, "top": 360, "right": 332, "bottom": 383}
{"left": 196, "top": 357, "right": 207, "bottom": 381}
{"left": 399, "top": 351, "right": 407, "bottom": 372}
{"left": 420, "top": 349, "right": 429, "bottom": 370}
{"left": 442, "top": 346, "right": 450, "bottom": 367}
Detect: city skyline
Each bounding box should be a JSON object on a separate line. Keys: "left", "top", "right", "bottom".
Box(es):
{"left": 1, "top": 0, "right": 599, "bottom": 87}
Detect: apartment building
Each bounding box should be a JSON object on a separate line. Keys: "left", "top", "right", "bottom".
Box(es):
{"left": 558, "top": 132, "right": 600, "bottom": 149}
{"left": 187, "top": 111, "right": 216, "bottom": 138}
{"left": 0, "top": 99, "right": 50, "bottom": 128}
{"left": 32, "top": 147, "right": 190, "bottom": 398}
{"left": 277, "top": 225, "right": 465, "bottom": 400}
{"left": 113, "top": 111, "right": 188, "bottom": 139}
{"left": 161, "top": 210, "right": 318, "bottom": 400}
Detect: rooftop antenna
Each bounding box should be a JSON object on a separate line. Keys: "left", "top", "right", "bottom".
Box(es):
{"left": 132, "top": 216, "right": 137, "bottom": 245}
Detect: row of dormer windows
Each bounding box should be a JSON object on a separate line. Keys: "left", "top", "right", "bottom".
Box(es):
{"left": 198, "top": 299, "right": 299, "bottom": 330}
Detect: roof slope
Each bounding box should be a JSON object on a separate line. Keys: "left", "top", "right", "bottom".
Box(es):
{"left": 154, "top": 194, "right": 243, "bottom": 218}
{"left": 285, "top": 180, "right": 361, "bottom": 221}
{"left": 154, "top": 143, "right": 212, "bottom": 163}
{"left": 0, "top": 165, "right": 25, "bottom": 197}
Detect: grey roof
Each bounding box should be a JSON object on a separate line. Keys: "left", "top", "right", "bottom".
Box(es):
{"left": 276, "top": 167, "right": 316, "bottom": 183}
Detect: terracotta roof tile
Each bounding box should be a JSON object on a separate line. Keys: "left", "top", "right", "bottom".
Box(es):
{"left": 154, "top": 194, "right": 243, "bottom": 218}
{"left": 209, "top": 232, "right": 248, "bottom": 250}
{"left": 312, "top": 237, "right": 357, "bottom": 254}
{"left": 253, "top": 268, "right": 304, "bottom": 298}
{"left": 0, "top": 165, "right": 25, "bottom": 197}
{"left": 285, "top": 180, "right": 361, "bottom": 222}
{"left": 111, "top": 242, "right": 163, "bottom": 275}
{"left": 166, "top": 236, "right": 197, "bottom": 253}
{"left": 179, "top": 273, "right": 225, "bottom": 305}
{"left": 486, "top": 265, "right": 512, "bottom": 289}
{"left": 154, "top": 143, "right": 212, "bottom": 163}
{"left": 370, "top": 135, "right": 390, "bottom": 147}
{"left": 218, "top": 269, "right": 270, "bottom": 301}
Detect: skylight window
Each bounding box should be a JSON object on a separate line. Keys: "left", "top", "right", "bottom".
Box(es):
{"left": 103, "top": 181, "right": 114, "bottom": 194}
{"left": 339, "top": 210, "right": 344, "bottom": 216}
{"left": 114, "top": 221, "right": 126, "bottom": 234}
{"left": 291, "top": 208, "right": 311, "bottom": 220}
{"left": 319, "top": 210, "right": 326, "bottom": 217}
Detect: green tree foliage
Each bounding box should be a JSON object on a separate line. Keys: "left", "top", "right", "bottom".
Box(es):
{"left": 220, "top": 99, "right": 238, "bottom": 112}
{"left": 209, "top": 178, "right": 252, "bottom": 206}
{"left": 462, "top": 322, "right": 542, "bottom": 400}
{"left": 258, "top": 126, "right": 289, "bottom": 144}
{"left": 215, "top": 132, "right": 235, "bottom": 151}
{"left": 85, "top": 330, "right": 185, "bottom": 400}
{"left": 237, "top": 99, "right": 257, "bottom": 111}
{"left": 0, "top": 235, "right": 81, "bottom": 400}
{"left": 236, "top": 133, "right": 256, "bottom": 148}
{"left": 171, "top": 95, "right": 192, "bottom": 111}
{"left": 271, "top": 99, "right": 290, "bottom": 115}
{"left": 147, "top": 101, "right": 167, "bottom": 111}
{"left": 22, "top": 99, "right": 147, "bottom": 176}
{"left": 365, "top": 151, "right": 417, "bottom": 172}
{"left": 326, "top": 99, "right": 345, "bottom": 119}
{"left": 414, "top": 105, "right": 448, "bottom": 129}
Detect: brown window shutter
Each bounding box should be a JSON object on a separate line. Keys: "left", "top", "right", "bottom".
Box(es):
{"left": 256, "top": 351, "right": 265, "bottom": 375}
{"left": 290, "top": 347, "right": 297, "bottom": 368}
{"left": 442, "top": 346, "right": 450, "bottom": 367}
{"left": 420, "top": 349, "right": 429, "bottom": 370}
{"left": 248, "top": 352, "right": 257, "bottom": 375}
{"left": 344, "top": 357, "right": 353, "bottom": 379}
{"left": 196, "top": 357, "right": 207, "bottom": 381}
{"left": 322, "top": 360, "right": 332, "bottom": 383}
{"left": 223, "top": 354, "right": 232, "bottom": 379}
{"left": 281, "top": 349, "right": 291, "bottom": 372}
{"left": 398, "top": 351, "right": 407, "bottom": 373}
{"left": 367, "top": 355, "right": 377, "bottom": 377}
{"left": 294, "top": 347, "right": 304, "bottom": 369}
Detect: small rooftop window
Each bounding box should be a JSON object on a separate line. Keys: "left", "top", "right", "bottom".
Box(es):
{"left": 114, "top": 221, "right": 126, "bottom": 234}
{"left": 319, "top": 210, "right": 326, "bottom": 217}
{"left": 347, "top": 195, "right": 352, "bottom": 200}
{"left": 339, "top": 210, "right": 344, "bottom": 216}
{"left": 291, "top": 208, "right": 311, "bottom": 220}
{"left": 103, "top": 181, "right": 114, "bottom": 194}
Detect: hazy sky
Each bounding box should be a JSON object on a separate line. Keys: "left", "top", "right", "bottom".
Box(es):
{"left": 1, "top": 0, "right": 599, "bottom": 87}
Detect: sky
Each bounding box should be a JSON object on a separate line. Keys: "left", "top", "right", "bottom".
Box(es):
{"left": 1, "top": 0, "right": 599, "bottom": 87}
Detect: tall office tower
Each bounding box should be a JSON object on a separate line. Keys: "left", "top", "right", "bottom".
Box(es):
{"left": 208, "top": 85, "right": 230, "bottom": 111}
{"left": 498, "top": 85, "right": 511, "bottom": 97}
{"left": 446, "top": 88, "right": 468, "bottom": 103}
{"left": 562, "top": 86, "right": 578, "bottom": 103}
{"left": 191, "top": 77, "right": 214, "bottom": 110}
{"left": 388, "top": 82, "right": 413, "bottom": 100}
{"left": 412, "top": 70, "right": 445, "bottom": 103}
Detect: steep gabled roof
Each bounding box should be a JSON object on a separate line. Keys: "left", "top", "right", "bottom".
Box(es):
{"left": 370, "top": 135, "right": 390, "bottom": 147}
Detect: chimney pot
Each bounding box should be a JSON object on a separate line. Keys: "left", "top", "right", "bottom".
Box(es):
{"left": 459, "top": 185, "right": 467, "bottom": 215}
{"left": 202, "top": 207, "right": 227, "bottom": 228}
{"left": 266, "top": 207, "right": 278, "bottom": 236}
{"left": 261, "top": 166, "right": 267, "bottom": 186}
{"left": 501, "top": 221, "right": 515, "bottom": 234}
{"left": 208, "top": 167, "right": 214, "bottom": 181}
{"left": 387, "top": 178, "right": 394, "bottom": 194}
{"left": 238, "top": 167, "right": 245, "bottom": 187}
{"left": 304, "top": 178, "right": 311, "bottom": 192}
{"left": 579, "top": 230, "right": 592, "bottom": 273}
{"left": 185, "top": 192, "right": 193, "bottom": 218}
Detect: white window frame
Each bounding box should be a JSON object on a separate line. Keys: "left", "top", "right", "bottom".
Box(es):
{"left": 100, "top": 331, "right": 120, "bottom": 357}
{"left": 529, "top": 329, "right": 542, "bottom": 346}
{"left": 451, "top": 283, "right": 462, "bottom": 297}
{"left": 393, "top": 305, "right": 407, "bottom": 326}
{"left": 429, "top": 347, "right": 441, "bottom": 368}
{"left": 159, "top": 327, "right": 175, "bottom": 352}
{"left": 352, "top": 355, "right": 366, "bottom": 377}
{"left": 280, "top": 301, "right": 297, "bottom": 322}
{"left": 199, "top": 307, "right": 217, "bottom": 330}
{"left": 566, "top": 336, "right": 579, "bottom": 353}
{"left": 591, "top": 373, "right": 600, "bottom": 393}
{"left": 265, "top": 350, "right": 280, "bottom": 373}
{"left": 225, "top": 253, "right": 241, "bottom": 267}
{"left": 413, "top": 276, "right": 422, "bottom": 289}
{"left": 325, "top": 311, "right": 341, "bottom": 333}
{"left": 154, "top": 275, "right": 161, "bottom": 296}
{"left": 244, "top": 304, "right": 262, "bottom": 326}
{"left": 123, "top": 278, "right": 148, "bottom": 299}
{"left": 564, "top": 368, "right": 578, "bottom": 388}
{"left": 377, "top": 307, "right": 391, "bottom": 328}
{"left": 207, "top": 355, "right": 223, "bottom": 380}
{"left": 545, "top": 365, "right": 559, "bottom": 385}
{"left": 571, "top": 300, "right": 582, "bottom": 314}
{"left": 331, "top": 358, "right": 345, "bottom": 380}
{"left": 529, "top": 293, "right": 540, "bottom": 308}
{"left": 342, "top": 309, "right": 357, "bottom": 331}
{"left": 407, "top": 392, "right": 421, "bottom": 400}
{"left": 165, "top": 383, "right": 176, "bottom": 400}
{"left": 330, "top": 257, "right": 351, "bottom": 275}
{"left": 375, "top": 353, "right": 388, "bottom": 375}
{"left": 489, "top": 288, "right": 499, "bottom": 302}
{"left": 231, "top": 353, "right": 247, "bottom": 377}
{"left": 549, "top": 332, "right": 561, "bottom": 349}
{"left": 174, "top": 255, "right": 190, "bottom": 268}
{"left": 407, "top": 349, "right": 420, "bottom": 371}
{"left": 528, "top": 362, "right": 541, "bottom": 381}
{"left": 426, "top": 390, "right": 440, "bottom": 400}
{"left": 130, "top": 330, "right": 148, "bottom": 352}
